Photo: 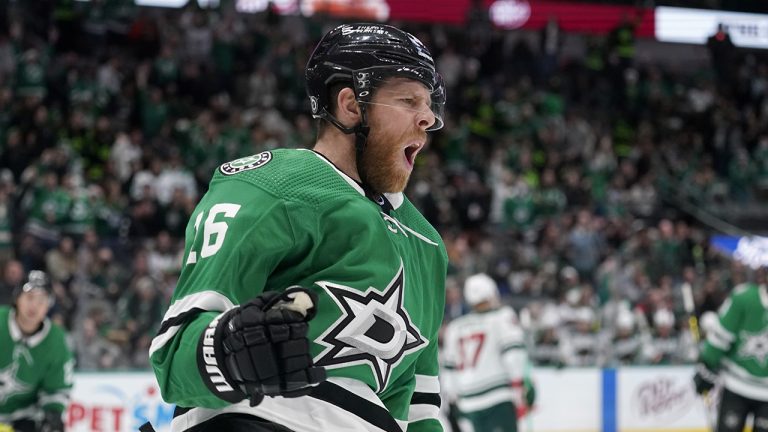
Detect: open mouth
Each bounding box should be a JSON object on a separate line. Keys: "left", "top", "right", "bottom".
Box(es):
{"left": 404, "top": 142, "right": 421, "bottom": 167}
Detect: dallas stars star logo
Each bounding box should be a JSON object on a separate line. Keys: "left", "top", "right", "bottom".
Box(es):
{"left": 739, "top": 329, "right": 768, "bottom": 366}
{"left": 314, "top": 263, "right": 427, "bottom": 392}
{"left": 0, "top": 362, "right": 30, "bottom": 404}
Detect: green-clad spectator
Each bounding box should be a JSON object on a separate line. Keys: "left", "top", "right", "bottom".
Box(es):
{"left": 648, "top": 219, "right": 682, "bottom": 281}
{"left": 139, "top": 87, "right": 169, "bottom": 138}
{"left": 117, "top": 275, "right": 164, "bottom": 367}
{"left": 603, "top": 175, "right": 628, "bottom": 218}
{"left": 66, "top": 115, "right": 112, "bottom": 182}
{"left": 93, "top": 180, "right": 128, "bottom": 241}
{"left": 14, "top": 49, "right": 47, "bottom": 100}
{"left": 212, "top": 26, "right": 237, "bottom": 78}
{"left": 66, "top": 67, "right": 100, "bottom": 111}
{"left": 24, "top": 172, "right": 71, "bottom": 246}
{"left": 727, "top": 149, "right": 757, "bottom": 203}
{"left": 63, "top": 185, "right": 96, "bottom": 239}
{"left": 152, "top": 46, "right": 179, "bottom": 88}
{"left": 535, "top": 168, "right": 566, "bottom": 220}
{"left": 504, "top": 179, "right": 536, "bottom": 231}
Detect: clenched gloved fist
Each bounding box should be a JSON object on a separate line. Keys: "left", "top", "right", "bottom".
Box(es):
{"left": 693, "top": 363, "right": 718, "bottom": 395}
{"left": 198, "top": 287, "right": 326, "bottom": 406}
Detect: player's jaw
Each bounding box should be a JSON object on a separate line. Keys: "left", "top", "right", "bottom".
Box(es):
{"left": 361, "top": 123, "right": 425, "bottom": 194}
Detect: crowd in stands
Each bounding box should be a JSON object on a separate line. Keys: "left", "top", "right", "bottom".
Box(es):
{"left": 1, "top": 1, "right": 767, "bottom": 369}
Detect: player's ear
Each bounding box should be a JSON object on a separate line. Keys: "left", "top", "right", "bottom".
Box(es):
{"left": 336, "top": 87, "right": 361, "bottom": 126}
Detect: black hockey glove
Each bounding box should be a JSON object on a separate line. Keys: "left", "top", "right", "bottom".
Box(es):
{"left": 198, "top": 286, "right": 326, "bottom": 406}
{"left": 39, "top": 410, "right": 64, "bottom": 432}
{"left": 693, "top": 363, "right": 718, "bottom": 395}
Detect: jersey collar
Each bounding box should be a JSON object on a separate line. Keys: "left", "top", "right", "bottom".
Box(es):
{"left": 307, "top": 149, "right": 404, "bottom": 210}
{"left": 9, "top": 309, "right": 51, "bottom": 348}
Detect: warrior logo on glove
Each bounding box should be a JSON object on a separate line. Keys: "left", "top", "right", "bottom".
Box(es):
{"left": 197, "top": 287, "right": 326, "bottom": 405}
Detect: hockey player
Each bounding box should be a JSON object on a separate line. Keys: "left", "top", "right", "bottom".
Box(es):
{"left": 442, "top": 274, "right": 533, "bottom": 432}
{"left": 693, "top": 276, "right": 768, "bottom": 432}
{"left": 0, "top": 270, "right": 72, "bottom": 432}
{"left": 148, "top": 23, "right": 448, "bottom": 432}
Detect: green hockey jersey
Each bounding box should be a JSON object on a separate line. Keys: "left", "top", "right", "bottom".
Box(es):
{"left": 700, "top": 283, "right": 768, "bottom": 401}
{"left": 149, "top": 149, "right": 448, "bottom": 432}
{"left": 0, "top": 306, "right": 74, "bottom": 423}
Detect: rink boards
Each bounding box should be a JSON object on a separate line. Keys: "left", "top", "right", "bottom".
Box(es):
{"left": 66, "top": 366, "right": 715, "bottom": 432}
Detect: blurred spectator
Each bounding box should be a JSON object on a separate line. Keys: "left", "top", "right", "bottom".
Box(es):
{"left": 561, "top": 307, "right": 603, "bottom": 367}
{"left": 444, "top": 277, "right": 469, "bottom": 322}
{"left": 528, "top": 303, "right": 565, "bottom": 367}
{"left": 23, "top": 171, "right": 70, "bottom": 248}
{"left": 0, "top": 171, "right": 14, "bottom": 264}
{"left": 73, "top": 304, "right": 126, "bottom": 370}
{"left": 538, "top": 17, "right": 563, "bottom": 83}
{"left": 606, "top": 307, "right": 642, "bottom": 366}
{"left": 45, "top": 236, "right": 78, "bottom": 284}
{"left": 0, "top": 259, "right": 24, "bottom": 305}
{"left": 566, "top": 210, "right": 604, "bottom": 282}
{"left": 116, "top": 275, "right": 163, "bottom": 367}
{"left": 147, "top": 231, "right": 181, "bottom": 278}
{"left": 155, "top": 152, "right": 197, "bottom": 206}
{"left": 707, "top": 24, "right": 737, "bottom": 91}
{"left": 643, "top": 308, "right": 697, "bottom": 364}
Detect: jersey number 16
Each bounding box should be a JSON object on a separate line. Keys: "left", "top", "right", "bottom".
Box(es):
{"left": 185, "top": 203, "right": 242, "bottom": 265}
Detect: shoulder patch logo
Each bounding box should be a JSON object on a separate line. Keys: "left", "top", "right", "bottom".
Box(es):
{"left": 220, "top": 152, "right": 272, "bottom": 175}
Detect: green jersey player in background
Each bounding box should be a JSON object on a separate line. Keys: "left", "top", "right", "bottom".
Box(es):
{"left": 694, "top": 265, "right": 768, "bottom": 432}
{"left": 147, "top": 23, "right": 449, "bottom": 432}
{"left": 0, "top": 270, "right": 73, "bottom": 432}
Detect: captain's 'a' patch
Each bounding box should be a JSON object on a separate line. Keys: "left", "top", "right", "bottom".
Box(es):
{"left": 314, "top": 262, "right": 427, "bottom": 392}
{"left": 220, "top": 152, "right": 272, "bottom": 175}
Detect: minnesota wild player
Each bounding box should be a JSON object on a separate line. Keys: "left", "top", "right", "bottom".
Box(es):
{"left": 694, "top": 267, "right": 768, "bottom": 432}
{"left": 442, "top": 274, "right": 534, "bottom": 432}
{"left": 0, "top": 271, "right": 72, "bottom": 432}
{"left": 147, "top": 23, "right": 448, "bottom": 432}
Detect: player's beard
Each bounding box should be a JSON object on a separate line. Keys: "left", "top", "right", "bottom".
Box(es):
{"left": 359, "top": 122, "right": 424, "bottom": 194}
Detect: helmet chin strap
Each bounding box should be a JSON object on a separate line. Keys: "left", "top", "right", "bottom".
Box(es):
{"left": 322, "top": 105, "right": 377, "bottom": 195}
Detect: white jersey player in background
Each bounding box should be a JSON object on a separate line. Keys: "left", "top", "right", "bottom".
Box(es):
{"left": 442, "top": 273, "right": 533, "bottom": 432}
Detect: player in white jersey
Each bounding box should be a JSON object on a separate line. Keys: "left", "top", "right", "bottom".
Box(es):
{"left": 442, "top": 274, "right": 531, "bottom": 432}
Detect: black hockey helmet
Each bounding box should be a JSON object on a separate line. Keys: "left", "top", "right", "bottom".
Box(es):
{"left": 13, "top": 270, "right": 53, "bottom": 305}
{"left": 305, "top": 23, "right": 445, "bottom": 132}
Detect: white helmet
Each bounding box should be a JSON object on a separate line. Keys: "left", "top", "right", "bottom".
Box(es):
{"left": 539, "top": 305, "right": 561, "bottom": 329}
{"left": 463, "top": 273, "right": 499, "bottom": 307}
{"left": 616, "top": 309, "right": 635, "bottom": 330}
{"left": 653, "top": 308, "right": 675, "bottom": 329}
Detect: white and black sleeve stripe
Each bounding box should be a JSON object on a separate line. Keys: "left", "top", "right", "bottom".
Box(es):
{"left": 149, "top": 291, "right": 235, "bottom": 357}
{"left": 408, "top": 375, "right": 441, "bottom": 423}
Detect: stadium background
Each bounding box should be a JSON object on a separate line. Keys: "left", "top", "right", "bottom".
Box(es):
{"left": 0, "top": 0, "right": 767, "bottom": 430}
